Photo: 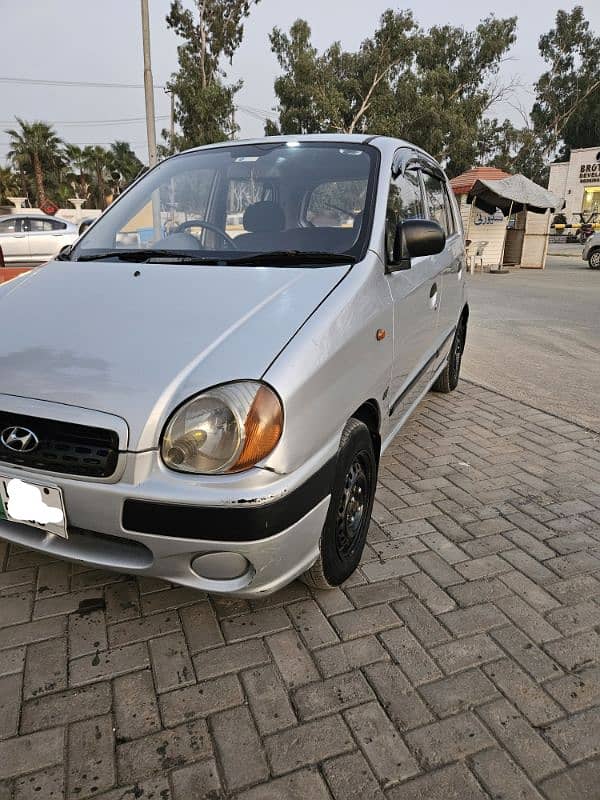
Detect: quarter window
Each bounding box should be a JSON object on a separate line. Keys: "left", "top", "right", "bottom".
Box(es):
{"left": 385, "top": 169, "right": 424, "bottom": 260}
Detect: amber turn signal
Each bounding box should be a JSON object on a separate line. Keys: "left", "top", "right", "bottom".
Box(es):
{"left": 234, "top": 385, "right": 284, "bottom": 471}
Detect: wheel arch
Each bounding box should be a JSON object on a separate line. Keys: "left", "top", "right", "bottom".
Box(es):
{"left": 350, "top": 399, "right": 381, "bottom": 463}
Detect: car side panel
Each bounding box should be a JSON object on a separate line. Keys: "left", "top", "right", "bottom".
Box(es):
{"left": 0, "top": 219, "right": 30, "bottom": 262}
{"left": 262, "top": 253, "right": 393, "bottom": 474}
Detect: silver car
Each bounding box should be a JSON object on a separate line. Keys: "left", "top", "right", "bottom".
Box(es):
{"left": 0, "top": 135, "right": 468, "bottom": 596}
{"left": 582, "top": 232, "right": 600, "bottom": 269}
{"left": 0, "top": 213, "right": 78, "bottom": 264}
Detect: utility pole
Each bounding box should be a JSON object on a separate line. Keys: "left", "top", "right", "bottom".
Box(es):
{"left": 141, "top": 0, "right": 158, "bottom": 168}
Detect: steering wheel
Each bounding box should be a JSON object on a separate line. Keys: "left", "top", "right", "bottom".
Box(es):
{"left": 173, "top": 219, "right": 238, "bottom": 249}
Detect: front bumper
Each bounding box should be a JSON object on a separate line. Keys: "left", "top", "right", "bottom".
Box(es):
{"left": 0, "top": 449, "right": 334, "bottom": 597}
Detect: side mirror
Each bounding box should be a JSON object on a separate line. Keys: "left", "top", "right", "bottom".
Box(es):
{"left": 78, "top": 219, "right": 94, "bottom": 236}
{"left": 390, "top": 219, "right": 446, "bottom": 270}
{"left": 57, "top": 244, "right": 72, "bottom": 260}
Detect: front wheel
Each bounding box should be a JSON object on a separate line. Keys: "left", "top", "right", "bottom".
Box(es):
{"left": 432, "top": 317, "right": 467, "bottom": 394}
{"left": 588, "top": 250, "right": 600, "bottom": 270}
{"left": 301, "top": 419, "right": 377, "bottom": 590}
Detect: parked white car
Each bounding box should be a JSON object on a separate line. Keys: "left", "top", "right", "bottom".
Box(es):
{"left": 0, "top": 214, "right": 78, "bottom": 263}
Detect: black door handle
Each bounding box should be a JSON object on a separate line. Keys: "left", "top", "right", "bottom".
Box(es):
{"left": 430, "top": 283, "right": 437, "bottom": 298}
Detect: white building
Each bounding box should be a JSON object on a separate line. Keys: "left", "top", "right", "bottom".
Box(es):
{"left": 548, "top": 146, "right": 600, "bottom": 223}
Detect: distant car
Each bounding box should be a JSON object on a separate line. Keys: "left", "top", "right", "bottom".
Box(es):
{"left": 582, "top": 232, "right": 600, "bottom": 269}
{"left": 0, "top": 214, "right": 78, "bottom": 264}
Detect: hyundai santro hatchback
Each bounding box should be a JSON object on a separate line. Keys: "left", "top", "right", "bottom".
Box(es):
{"left": 0, "top": 135, "right": 468, "bottom": 596}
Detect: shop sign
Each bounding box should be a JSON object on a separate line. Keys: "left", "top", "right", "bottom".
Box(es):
{"left": 473, "top": 210, "right": 504, "bottom": 225}
{"left": 579, "top": 152, "right": 600, "bottom": 184}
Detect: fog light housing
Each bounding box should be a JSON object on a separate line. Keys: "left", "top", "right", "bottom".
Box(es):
{"left": 191, "top": 552, "right": 251, "bottom": 581}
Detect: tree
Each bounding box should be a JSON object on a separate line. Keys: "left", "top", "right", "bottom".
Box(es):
{"left": 5, "top": 118, "right": 64, "bottom": 206}
{"left": 0, "top": 166, "right": 19, "bottom": 204}
{"left": 531, "top": 6, "right": 600, "bottom": 159}
{"left": 81, "top": 146, "right": 112, "bottom": 209}
{"left": 163, "top": 0, "right": 260, "bottom": 151}
{"left": 109, "top": 141, "right": 144, "bottom": 189}
{"left": 267, "top": 12, "right": 517, "bottom": 176}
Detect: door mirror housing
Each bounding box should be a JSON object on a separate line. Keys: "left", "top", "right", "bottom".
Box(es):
{"left": 389, "top": 219, "right": 446, "bottom": 270}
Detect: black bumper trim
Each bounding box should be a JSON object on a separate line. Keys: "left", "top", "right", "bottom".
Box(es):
{"left": 122, "top": 457, "right": 336, "bottom": 542}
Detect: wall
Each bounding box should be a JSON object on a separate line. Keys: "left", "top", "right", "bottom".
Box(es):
{"left": 548, "top": 146, "right": 600, "bottom": 222}
{"left": 456, "top": 195, "right": 508, "bottom": 267}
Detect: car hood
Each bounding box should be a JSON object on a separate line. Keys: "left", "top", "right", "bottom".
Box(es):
{"left": 0, "top": 260, "right": 349, "bottom": 450}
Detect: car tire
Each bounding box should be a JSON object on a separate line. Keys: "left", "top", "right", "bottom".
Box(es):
{"left": 301, "top": 419, "right": 377, "bottom": 590}
{"left": 589, "top": 250, "right": 600, "bottom": 270}
{"left": 432, "top": 316, "right": 467, "bottom": 394}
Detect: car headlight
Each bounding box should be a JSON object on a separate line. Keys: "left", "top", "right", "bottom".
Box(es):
{"left": 161, "top": 381, "right": 283, "bottom": 474}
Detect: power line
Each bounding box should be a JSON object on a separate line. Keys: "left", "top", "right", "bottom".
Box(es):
{"left": 0, "top": 76, "right": 165, "bottom": 90}
{"left": 0, "top": 116, "right": 169, "bottom": 127}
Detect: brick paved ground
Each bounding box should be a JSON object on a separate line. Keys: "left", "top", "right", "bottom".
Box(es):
{"left": 1, "top": 381, "right": 600, "bottom": 799}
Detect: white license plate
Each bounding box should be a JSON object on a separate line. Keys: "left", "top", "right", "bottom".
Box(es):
{"left": 0, "top": 476, "right": 68, "bottom": 539}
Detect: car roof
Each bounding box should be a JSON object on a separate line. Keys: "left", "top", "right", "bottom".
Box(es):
{"left": 179, "top": 133, "right": 433, "bottom": 159}
{"left": 0, "top": 213, "right": 72, "bottom": 223}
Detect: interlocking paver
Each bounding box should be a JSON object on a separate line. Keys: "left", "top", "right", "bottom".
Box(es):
{"left": 483, "top": 658, "right": 563, "bottom": 726}
{"left": 344, "top": 701, "right": 419, "bottom": 785}
{"left": 113, "top": 669, "right": 161, "bottom": 740}
{"left": 0, "top": 383, "right": 599, "bottom": 796}
{"left": 265, "top": 715, "right": 354, "bottom": 776}
{"left": 159, "top": 673, "right": 243, "bottom": 727}
{"left": 404, "top": 711, "right": 494, "bottom": 768}
{"left": 470, "top": 748, "right": 544, "bottom": 800}
{"left": 313, "top": 636, "right": 389, "bottom": 678}
{"left": 323, "top": 751, "right": 386, "bottom": 800}
{"left": 419, "top": 668, "right": 498, "bottom": 717}
{"left": 477, "top": 698, "right": 565, "bottom": 782}
{"left": 67, "top": 714, "right": 115, "bottom": 798}
{"left": 296, "top": 669, "right": 372, "bottom": 718}
{"left": 212, "top": 706, "right": 269, "bottom": 790}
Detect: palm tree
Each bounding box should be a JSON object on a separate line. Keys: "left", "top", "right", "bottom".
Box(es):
{"left": 5, "top": 118, "right": 64, "bottom": 206}
{"left": 65, "top": 144, "right": 91, "bottom": 201}
{"left": 109, "top": 141, "right": 144, "bottom": 189}
{"left": 0, "top": 166, "right": 19, "bottom": 204}
{"left": 81, "top": 146, "right": 112, "bottom": 209}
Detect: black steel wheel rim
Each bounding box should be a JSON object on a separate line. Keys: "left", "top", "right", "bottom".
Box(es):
{"left": 335, "top": 451, "right": 371, "bottom": 560}
{"left": 450, "top": 324, "right": 464, "bottom": 383}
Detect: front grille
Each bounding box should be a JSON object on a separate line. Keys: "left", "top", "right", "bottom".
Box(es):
{"left": 0, "top": 411, "right": 120, "bottom": 478}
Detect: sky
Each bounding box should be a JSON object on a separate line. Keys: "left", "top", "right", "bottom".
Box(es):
{"left": 1, "top": 0, "right": 599, "bottom": 167}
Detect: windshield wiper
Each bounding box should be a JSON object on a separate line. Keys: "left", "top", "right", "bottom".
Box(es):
{"left": 75, "top": 249, "right": 216, "bottom": 263}
{"left": 74, "top": 249, "right": 356, "bottom": 266}
{"left": 221, "top": 251, "right": 356, "bottom": 267}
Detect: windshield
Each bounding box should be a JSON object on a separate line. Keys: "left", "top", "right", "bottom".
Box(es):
{"left": 70, "top": 141, "right": 378, "bottom": 266}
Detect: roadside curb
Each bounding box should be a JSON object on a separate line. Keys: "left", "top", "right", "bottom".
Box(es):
{"left": 461, "top": 378, "right": 600, "bottom": 436}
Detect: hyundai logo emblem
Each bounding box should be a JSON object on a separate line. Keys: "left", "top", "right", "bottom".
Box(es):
{"left": 0, "top": 426, "right": 40, "bottom": 453}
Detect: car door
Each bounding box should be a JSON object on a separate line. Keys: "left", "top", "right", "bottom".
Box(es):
{"left": 25, "top": 218, "right": 55, "bottom": 260}
{"left": 384, "top": 154, "right": 444, "bottom": 424}
{"left": 0, "top": 217, "right": 30, "bottom": 262}
{"left": 421, "top": 170, "right": 464, "bottom": 345}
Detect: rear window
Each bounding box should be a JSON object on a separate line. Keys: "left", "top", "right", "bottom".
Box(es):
{"left": 306, "top": 180, "right": 368, "bottom": 229}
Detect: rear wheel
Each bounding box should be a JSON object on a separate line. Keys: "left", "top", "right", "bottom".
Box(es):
{"left": 432, "top": 317, "right": 467, "bottom": 394}
{"left": 301, "top": 419, "right": 377, "bottom": 590}
{"left": 589, "top": 249, "right": 600, "bottom": 270}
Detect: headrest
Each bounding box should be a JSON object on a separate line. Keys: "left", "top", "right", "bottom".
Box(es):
{"left": 243, "top": 201, "right": 285, "bottom": 233}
